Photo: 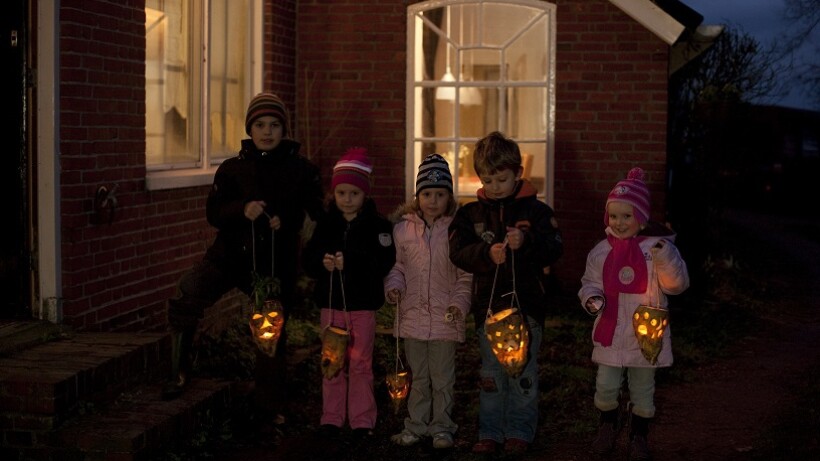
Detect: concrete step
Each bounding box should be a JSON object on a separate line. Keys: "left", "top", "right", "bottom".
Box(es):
{"left": 0, "top": 328, "right": 243, "bottom": 460}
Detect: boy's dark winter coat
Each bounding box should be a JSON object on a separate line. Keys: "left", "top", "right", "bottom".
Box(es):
{"left": 449, "top": 180, "right": 563, "bottom": 328}
{"left": 204, "top": 138, "right": 324, "bottom": 293}
{"left": 303, "top": 198, "right": 396, "bottom": 311}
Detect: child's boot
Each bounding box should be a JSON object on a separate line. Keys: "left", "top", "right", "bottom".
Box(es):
{"left": 161, "top": 327, "right": 194, "bottom": 400}
{"left": 628, "top": 414, "right": 652, "bottom": 461}
{"left": 590, "top": 409, "right": 619, "bottom": 454}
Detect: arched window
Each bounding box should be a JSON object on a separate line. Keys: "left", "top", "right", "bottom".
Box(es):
{"left": 407, "top": 0, "right": 556, "bottom": 203}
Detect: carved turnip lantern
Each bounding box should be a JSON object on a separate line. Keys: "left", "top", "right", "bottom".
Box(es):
{"left": 248, "top": 271, "right": 284, "bottom": 358}
{"left": 485, "top": 307, "right": 530, "bottom": 378}
{"left": 386, "top": 369, "right": 411, "bottom": 413}
{"left": 249, "top": 300, "right": 284, "bottom": 357}
{"left": 321, "top": 325, "right": 349, "bottom": 379}
{"left": 386, "top": 298, "right": 411, "bottom": 413}
{"left": 632, "top": 305, "right": 668, "bottom": 365}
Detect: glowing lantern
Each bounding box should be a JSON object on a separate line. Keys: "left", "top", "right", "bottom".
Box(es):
{"left": 247, "top": 271, "right": 284, "bottom": 357}
{"left": 385, "top": 298, "right": 411, "bottom": 413}
{"left": 249, "top": 299, "right": 284, "bottom": 357}
{"left": 485, "top": 307, "right": 530, "bottom": 378}
{"left": 386, "top": 370, "right": 411, "bottom": 413}
{"left": 632, "top": 305, "right": 669, "bottom": 365}
{"left": 321, "top": 325, "right": 349, "bottom": 379}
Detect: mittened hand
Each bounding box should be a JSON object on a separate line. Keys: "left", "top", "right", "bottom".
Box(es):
{"left": 444, "top": 305, "right": 463, "bottom": 323}
{"left": 586, "top": 296, "right": 605, "bottom": 313}
{"left": 387, "top": 289, "right": 402, "bottom": 304}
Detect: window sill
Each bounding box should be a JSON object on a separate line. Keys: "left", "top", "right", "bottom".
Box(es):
{"left": 145, "top": 167, "right": 218, "bottom": 190}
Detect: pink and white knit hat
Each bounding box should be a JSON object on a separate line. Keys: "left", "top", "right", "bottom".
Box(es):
{"left": 331, "top": 147, "right": 373, "bottom": 194}
{"left": 605, "top": 167, "right": 651, "bottom": 225}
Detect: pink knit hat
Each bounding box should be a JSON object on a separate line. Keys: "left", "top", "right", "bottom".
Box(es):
{"left": 331, "top": 147, "right": 373, "bottom": 194}
{"left": 605, "top": 167, "right": 650, "bottom": 225}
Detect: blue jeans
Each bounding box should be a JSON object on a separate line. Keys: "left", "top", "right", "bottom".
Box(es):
{"left": 476, "top": 315, "right": 543, "bottom": 443}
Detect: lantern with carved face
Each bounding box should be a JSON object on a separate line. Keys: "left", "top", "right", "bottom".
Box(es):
{"left": 632, "top": 305, "right": 669, "bottom": 365}
{"left": 386, "top": 369, "right": 411, "bottom": 413}
{"left": 247, "top": 272, "right": 284, "bottom": 357}
{"left": 321, "top": 326, "right": 349, "bottom": 379}
{"left": 485, "top": 307, "right": 530, "bottom": 377}
{"left": 249, "top": 300, "right": 284, "bottom": 357}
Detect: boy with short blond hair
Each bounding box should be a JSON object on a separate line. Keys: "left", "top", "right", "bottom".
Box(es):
{"left": 449, "top": 131, "right": 563, "bottom": 454}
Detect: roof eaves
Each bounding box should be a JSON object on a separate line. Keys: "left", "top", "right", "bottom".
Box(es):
{"left": 609, "top": 0, "right": 693, "bottom": 45}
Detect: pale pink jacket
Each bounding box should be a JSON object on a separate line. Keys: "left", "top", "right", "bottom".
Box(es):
{"left": 385, "top": 212, "right": 472, "bottom": 343}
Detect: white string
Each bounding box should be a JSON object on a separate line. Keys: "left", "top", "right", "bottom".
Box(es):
{"left": 486, "top": 237, "right": 521, "bottom": 318}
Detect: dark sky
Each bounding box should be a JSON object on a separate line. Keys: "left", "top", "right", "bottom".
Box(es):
{"left": 684, "top": 0, "right": 819, "bottom": 111}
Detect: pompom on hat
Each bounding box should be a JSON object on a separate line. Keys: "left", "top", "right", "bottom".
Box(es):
{"left": 331, "top": 147, "right": 373, "bottom": 194}
{"left": 245, "top": 92, "right": 290, "bottom": 137}
{"left": 605, "top": 167, "right": 651, "bottom": 225}
{"left": 416, "top": 153, "right": 453, "bottom": 195}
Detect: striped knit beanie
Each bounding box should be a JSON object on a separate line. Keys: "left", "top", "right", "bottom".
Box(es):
{"left": 245, "top": 92, "right": 290, "bottom": 137}
{"left": 331, "top": 147, "right": 373, "bottom": 194}
{"left": 416, "top": 153, "right": 453, "bottom": 195}
{"left": 605, "top": 167, "right": 651, "bottom": 225}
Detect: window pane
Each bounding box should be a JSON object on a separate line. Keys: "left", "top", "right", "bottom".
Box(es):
{"left": 209, "top": 0, "right": 250, "bottom": 162}
{"left": 410, "top": 1, "right": 555, "bottom": 203}
{"left": 145, "top": 0, "right": 199, "bottom": 168}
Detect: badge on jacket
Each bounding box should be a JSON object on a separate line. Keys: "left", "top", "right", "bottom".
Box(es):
{"left": 379, "top": 233, "right": 393, "bottom": 247}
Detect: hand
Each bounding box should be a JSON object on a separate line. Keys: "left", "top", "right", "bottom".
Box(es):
{"left": 490, "top": 242, "right": 507, "bottom": 264}
{"left": 444, "top": 305, "right": 463, "bottom": 323}
{"left": 651, "top": 240, "right": 668, "bottom": 264}
{"left": 332, "top": 252, "right": 344, "bottom": 270}
{"left": 506, "top": 227, "right": 524, "bottom": 250}
{"left": 244, "top": 200, "right": 267, "bottom": 221}
{"left": 387, "top": 289, "right": 402, "bottom": 304}
{"left": 585, "top": 296, "right": 605, "bottom": 313}
{"left": 268, "top": 215, "right": 281, "bottom": 230}
{"left": 322, "top": 253, "right": 336, "bottom": 272}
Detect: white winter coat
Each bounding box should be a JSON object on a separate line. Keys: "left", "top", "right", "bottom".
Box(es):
{"left": 578, "top": 228, "right": 689, "bottom": 368}
{"left": 385, "top": 212, "right": 472, "bottom": 342}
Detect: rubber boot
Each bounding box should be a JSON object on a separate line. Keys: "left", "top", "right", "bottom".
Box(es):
{"left": 161, "top": 329, "right": 194, "bottom": 400}
{"left": 591, "top": 409, "right": 619, "bottom": 454}
{"left": 628, "top": 414, "right": 652, "bottom": 461}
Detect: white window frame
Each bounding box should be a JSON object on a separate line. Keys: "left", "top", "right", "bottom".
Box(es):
{"left": 406, "top": 0, "right": 557, "bottom": 204}
{"left": 145, "top": 0, "right": 263, "bottom": 191}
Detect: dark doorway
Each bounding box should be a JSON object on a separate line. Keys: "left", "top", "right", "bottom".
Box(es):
{"left": 1, "top": 0, "right": 31, "bottom": 319}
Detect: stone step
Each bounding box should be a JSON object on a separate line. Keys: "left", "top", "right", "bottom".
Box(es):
{"left": 0, "top": 328, "right": 243, "bottom": 460}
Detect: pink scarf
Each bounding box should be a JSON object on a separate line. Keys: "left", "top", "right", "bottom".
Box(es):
{"left": 593, "top": 235, "right": 648, "bottom": 346}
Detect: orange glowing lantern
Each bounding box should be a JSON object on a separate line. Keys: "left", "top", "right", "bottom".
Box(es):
{"left": 484, "top": 245, "right": 530, "bottom": 377}
{"left": 386, "top": 369, "right": 411, "bottom": 413}
{"left": 321, "top": 325, "right": 349, "bottom": 379}
{"left": 247, "top": 271, "right": 284, "bottom": 357}
{"left": 385, "top": 298, "right": 411, "bottom": 413}
{"left": 485, "top": 307, "right": 530, "bottom": 377}
{"left": 632, "top": 305, "right": 668, "bottom": 365}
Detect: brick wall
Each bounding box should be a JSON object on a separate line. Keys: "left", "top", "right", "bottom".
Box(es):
{"left": 297, "top": 0, "right": 670, "bottom": 291}
{"left": 55, "top": 0, "right": 669, "bottom": 332}
{"left": 554, "top": 0, "right": 669, "bottom": 286}
{"left": 296, "top": 1, "right": 408, "bottom": 205}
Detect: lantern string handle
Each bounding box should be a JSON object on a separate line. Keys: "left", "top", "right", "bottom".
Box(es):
{"left": 395, "top": 297, "right": 404, "bottom": 374}
{"left": 486, "top": 237, "right": 521, "bottom": 319}
{"left": 648, "top": 255, "right": 663, "bottom": 308}
{"left": 324, "top": 268, "right": 351, "bottom": 333}
{"left": 250, "top": 211, "right": 276, "bottom": 275}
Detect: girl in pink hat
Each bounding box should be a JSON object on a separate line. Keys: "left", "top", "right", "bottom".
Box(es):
{"left": 579, "top": 167, "right": 690, "bottom": 460}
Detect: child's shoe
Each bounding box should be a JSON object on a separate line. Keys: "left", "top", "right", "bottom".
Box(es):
{"left": 390, "top": 429, "right": 421, "bottom": 446}
{"left": 432, "top": 432, "right": 454, "bottom": 449}
{"left": 504, "top": 438, "right": 529, "bottom": 454}
{"left": 471, "top": 439, "right": 498, "bottom": 454}
{"left": 591, "top": 409, "right": 619, "bottom": 454}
